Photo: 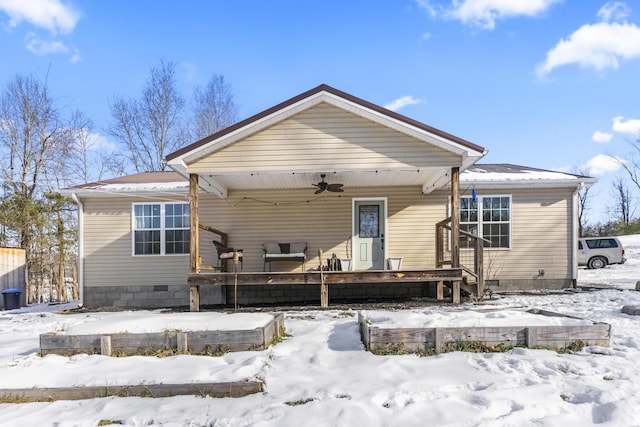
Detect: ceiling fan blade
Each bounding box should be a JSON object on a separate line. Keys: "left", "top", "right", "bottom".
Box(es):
{"left": 328, "top": 187, "right": 344, "bottom": 193}
{"left": 314, "top": 188, "right": 325, "bottom": 194}
{"left": 327, "top": 184, "right": 344, "bottom": 192}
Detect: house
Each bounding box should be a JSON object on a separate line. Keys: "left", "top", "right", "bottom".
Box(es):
{"left": 62, "top": 85, "right": 595, "bottom": 309}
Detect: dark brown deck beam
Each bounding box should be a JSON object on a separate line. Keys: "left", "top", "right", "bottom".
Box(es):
{"left": 188, "top": 269, "right": 464, "bottom": 311}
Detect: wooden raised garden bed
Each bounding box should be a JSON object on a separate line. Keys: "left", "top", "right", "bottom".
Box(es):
{"left": 0, "top": 381, "right": 264, "bottom": 403}
{"left": 40, "top": 312, "right": 284, "bottom": 356}
{"left": 359, "top": 308, "right": 611, "bottom": 354}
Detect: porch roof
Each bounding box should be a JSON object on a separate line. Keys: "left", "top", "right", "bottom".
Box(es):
{"left": 60, "top": 164, "right": 595, "bottom": 198}
{"left": 460, "top": 164, "right": 597, "bottom": 189}
{"left": 165, "top": 84, "right": 487, "bottom": 198}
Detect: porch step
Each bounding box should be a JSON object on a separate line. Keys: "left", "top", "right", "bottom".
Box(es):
{"left": 461, "top": 277, "right": 476, "bottom": 296}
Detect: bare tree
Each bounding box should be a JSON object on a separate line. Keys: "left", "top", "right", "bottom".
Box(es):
{"left": 0, "top": 72, "right": 80, "bottom": 302}
{"left": 575, "top": 167, "right": 594, "bottom": 237}
{"left": 60, "top": 110, "right": 118, "bottom": 184}
{"left": 109, "top": 60, "right": 186, "bottom": 172}
{"left": 619, "top": 139, "right": 640, "bottom": 190}
{"left": 192, "top": 74, "right": 238, "bottom": 140}
{"left": 611, "top": 178, "right": 633, "bottom": 225}
{"left": 0, "top": 73, "right": 61, "bottom": 249}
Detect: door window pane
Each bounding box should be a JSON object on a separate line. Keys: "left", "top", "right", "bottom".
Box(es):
{"left": 359, "top": 205, "right": 379, "bottom": 238}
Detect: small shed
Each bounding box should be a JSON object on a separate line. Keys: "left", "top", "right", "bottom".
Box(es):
{"left": 0, "top": 247, "right": 27, "bottom": 309}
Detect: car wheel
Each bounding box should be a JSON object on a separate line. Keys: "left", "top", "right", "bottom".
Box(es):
{"left": 588, "top": 256, "right": 607, "bottom": 269}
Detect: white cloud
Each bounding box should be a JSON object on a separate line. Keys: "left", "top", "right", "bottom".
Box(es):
{"left": 70, "top": 47, "right": 81, "bottom": 63}
{"left": 0, "top": 0, "right": 80, "bottom": 34}
{"left": 592, "top": 130, "right": 613, "bottom": 143}
{"left": 598, "top": 2, "right": 631, "bottom": 22}
{"left": 537, "top": 21, "right": 640, "bottom": 77}
{"left": 384, "top": 96, "right": 423, "bottom": 112}
{"left": 85, "top": 131, "right": 117, "bottom": 154}
{"left": 416, "top": 0, "right": 441, "bottom": 18}
{"left": 537, "top": 3, "right": 640, "bottom": 77}
{"left": 24, "top": 31, "right": 80, "bottom": 62}
{"left": 582, "top": 154, "right": 624, "bottom": 176}
{"left": 25, "top": 34, "right": 68, "bottom": 55}
{"left": 418, "top": 0, "right": 561, "bottom": 30}
{"left": 613, "top": 116, "right": 640, "bottom": 135}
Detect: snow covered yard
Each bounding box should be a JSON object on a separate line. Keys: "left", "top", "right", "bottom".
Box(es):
{"left": 1, "top": 236, "right": 640, "bottom": 426}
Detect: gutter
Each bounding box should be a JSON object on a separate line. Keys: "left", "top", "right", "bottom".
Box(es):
{"left": 71, "top": 193, "right": 84, "bottom": 307}
{"left": 458, "top": 179, "right": 597, "bottom": 190}
{"left": 571, "top": 184, "right": 582, "bottom": 288}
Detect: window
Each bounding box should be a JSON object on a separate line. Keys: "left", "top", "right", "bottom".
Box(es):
{"left": 584, "top": 238, "right": 618, "bottom": 249}
{"left": 133, "top": 202, "right": 190, "bottom": 255}
{"left": 460, "top": 195, "right": 511, "bottom": 249}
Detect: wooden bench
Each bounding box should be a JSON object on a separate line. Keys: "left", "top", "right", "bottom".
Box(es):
{"left": 263, "top": 242, "right": 307, "bottom": 271}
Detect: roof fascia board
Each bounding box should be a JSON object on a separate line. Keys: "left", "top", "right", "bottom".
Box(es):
{"left": 198, "top": 175, "right": 228, "bottom": 198}
{"left": 59, "top": 188, "right": 189, "bottom": 199}
{"left": 461, "top": 153, "right": 485, "bottom": 171}
{"left": 422, "top": 168, "right": 450, "bottom": 194}
{"left": 456, "top": 178, "right": 598, "bottom": 189}
{"left": 170, "top": 159, "right": 188, "bottom": 177}
{"left": 166, "top": 159, "right": 228, "bottom": 198}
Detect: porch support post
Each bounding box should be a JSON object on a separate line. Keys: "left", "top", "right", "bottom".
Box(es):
{"left": 450, "top": 166, "right": 461, "bottom": 304}
{"left": 319, "top": 250, "right": 328, "bottom": 307}
{"left": 190, "top": 174, "right": 199, "bottom": 273}
{"left": 450, "top": 167, "right": 460, "bottom": 268}
{"left": 452, "top": 281, "right": 461, "bottom": 304}
{"left": 189, "top": 174, "right": 200, "bottom": 312}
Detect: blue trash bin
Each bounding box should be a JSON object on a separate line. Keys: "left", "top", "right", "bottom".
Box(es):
{"left": 2, "top": 289, "right": 22, "bottom": 310}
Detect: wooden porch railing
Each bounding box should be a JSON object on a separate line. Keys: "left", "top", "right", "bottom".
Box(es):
{"left": 197, "top": 223, "right": 229, "bottom": 272}
{"left": 436, "top": 217, "right": 487, "bottom": 298}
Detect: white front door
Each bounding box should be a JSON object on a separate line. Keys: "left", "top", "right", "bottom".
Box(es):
{"left": 353, "top": 200, "right": 386, "bottom": 270}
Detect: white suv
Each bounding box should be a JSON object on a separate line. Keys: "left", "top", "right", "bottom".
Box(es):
{"left": 578, "top": 237, "right": 626, "bottom": 269}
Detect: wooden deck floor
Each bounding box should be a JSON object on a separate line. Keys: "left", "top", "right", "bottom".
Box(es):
{"left": 188, "top": 268, "right": 464, "bottom": 311}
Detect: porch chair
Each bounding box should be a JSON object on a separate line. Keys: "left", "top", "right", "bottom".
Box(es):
{"left": 212, "top": 240, "right": 243, "bottom": 271}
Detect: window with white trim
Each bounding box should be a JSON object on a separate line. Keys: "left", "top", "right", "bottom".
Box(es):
{"left": 460, "top": 195, "right": 511, "bottom": 249}
{"left": 133, "top": 202, "right": 190, "bottom": 255}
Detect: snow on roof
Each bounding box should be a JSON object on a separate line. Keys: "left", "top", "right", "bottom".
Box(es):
{"left": 60, "top": 164, "right": 594, "bottom": 197}
{"left": 83, "top": 181, "right": 189, "bottom": 192}
{"left": 62, "top": 171, "right": 189, "bottom": 195}
{"left": 461, "top": 164, "right": 593, "bottom": 185}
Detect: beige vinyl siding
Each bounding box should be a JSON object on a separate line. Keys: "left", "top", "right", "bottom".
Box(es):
{"left": 386, "top": 190, "right": 446, "bottom": 269}
{"left": 83, "top": 197, "right": 189, "bottom": 289}
{"left": 197, "top": 187, "right": 448, "bottom": 272}
{"left": 81, "top": 186, "right": 575, "bottom": 287}
{"left": 188, "top": 103, "right": 459, "bottom": 173}
{"left": 452, "top": 187, "right": 573, "bottom": 282}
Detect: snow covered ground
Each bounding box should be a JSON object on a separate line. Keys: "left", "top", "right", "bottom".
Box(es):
{"left": 1, "top": 237, "right": 640, "bottom": 426}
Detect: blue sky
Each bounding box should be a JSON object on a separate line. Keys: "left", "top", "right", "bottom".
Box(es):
{"left": 2, "top": 0, "right": 640, "bottom": 223}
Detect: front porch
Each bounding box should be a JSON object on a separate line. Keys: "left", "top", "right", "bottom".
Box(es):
{"left": 188, "top": 268, "right": 466, "bottom": 311}
{"left": 185, "top": 166, "right": 486, "bottom": 311}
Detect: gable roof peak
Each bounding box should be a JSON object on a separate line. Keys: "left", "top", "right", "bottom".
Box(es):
{"left": 166, "top": 84, "right": 485, "bottom": 164}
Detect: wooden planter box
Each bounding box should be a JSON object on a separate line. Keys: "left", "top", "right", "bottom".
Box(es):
{"left": 0, "top": 381, "right": 264, "bottom": 403}
{"left": 40, "top": 312, "right": 284, "bottom": 356}
{"left": 359, "top": 308, "right": 611, "bottom": 354}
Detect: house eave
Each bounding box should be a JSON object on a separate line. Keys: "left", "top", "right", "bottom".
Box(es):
{"left": 458, "top": 178, "right": 597, "bottom": 190}
{"left": 58, "top": 187, "right": 189, "bottom": 199}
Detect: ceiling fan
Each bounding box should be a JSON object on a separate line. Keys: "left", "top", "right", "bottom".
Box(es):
{"left": 312, "top": 174, "right": 344, "bottom": 194}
